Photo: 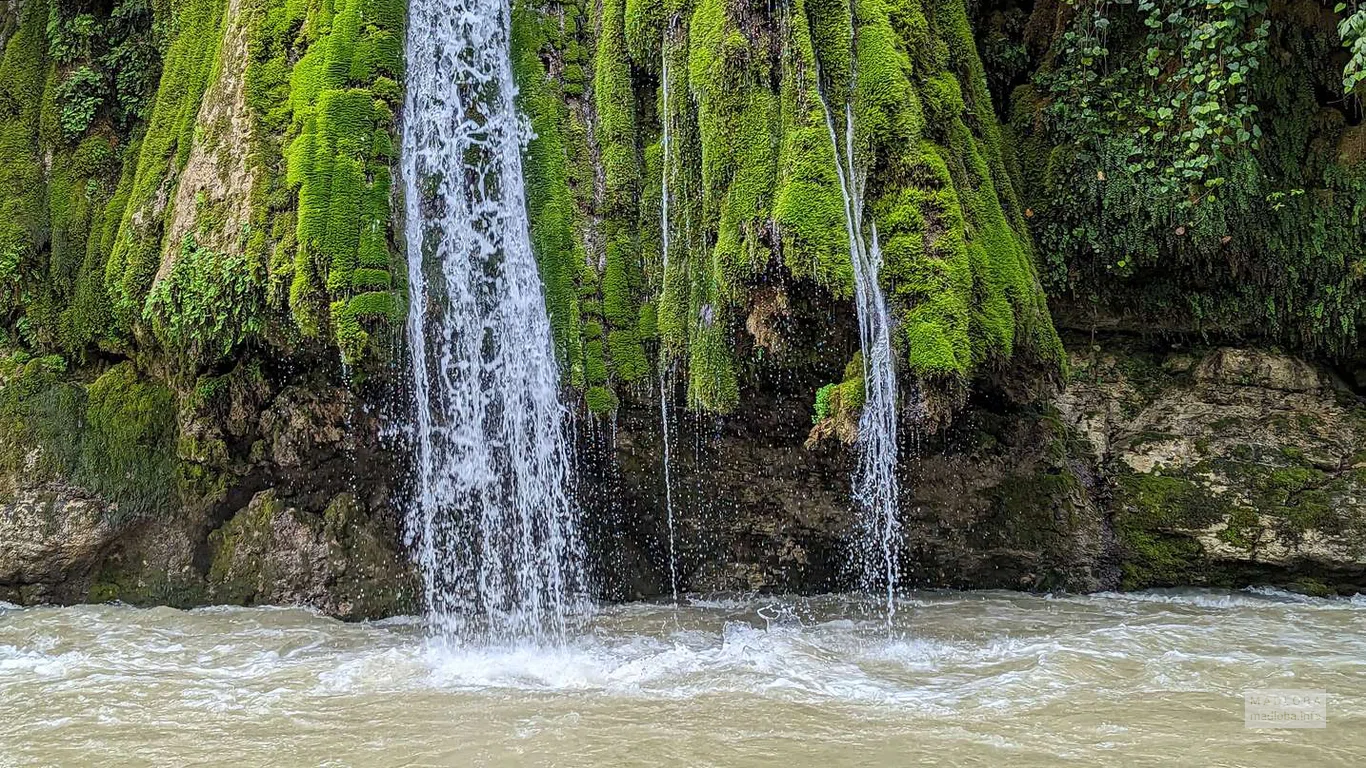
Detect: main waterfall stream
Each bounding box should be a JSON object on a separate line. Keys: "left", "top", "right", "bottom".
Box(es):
{"left": 401, "top": 0, "right": 586, "bottom": 641}
{"left": 4, "top": 590, "right": 1364, "bottom": 765}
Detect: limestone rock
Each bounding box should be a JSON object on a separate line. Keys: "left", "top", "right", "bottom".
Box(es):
{"left": 1061, "top": 341, "right": 1366, "bottom": 593}
{"left": 0, "top": 484, "right": 119, "bottom": 600}
{"left": 207, "top": 490, "right": 415, "bottom": 619}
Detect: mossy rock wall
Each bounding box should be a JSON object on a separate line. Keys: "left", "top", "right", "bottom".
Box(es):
{"left": 1059, "top": 340, "right": 1366, "bottom": 594}
{"left": 0, "top": 350, "right": 415, "bottom": 616}
{"left": 0, "top": 0, "right": 404, "bottom": 369}
{"left": 512, "top": 0, "right": 1063, "bottom": 418}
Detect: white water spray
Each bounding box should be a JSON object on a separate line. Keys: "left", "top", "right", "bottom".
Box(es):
{"left": 401, "top": 0, "right": 588, "bottom": 643}
{"left": 816, "top": 80, "right": 902, "bottom": 621}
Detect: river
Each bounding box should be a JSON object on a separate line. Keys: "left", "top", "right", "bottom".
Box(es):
{"left": 2, "top": 589, "right": 1362, "bottom": 766}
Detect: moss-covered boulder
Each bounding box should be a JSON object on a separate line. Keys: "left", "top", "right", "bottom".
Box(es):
{"left": 1061, "top": 342, "right": 1366, "bottom": 594}
{"left": 207, "top": 490, "right": 415, "bottom": 619}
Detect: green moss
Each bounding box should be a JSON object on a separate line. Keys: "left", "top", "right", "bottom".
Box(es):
{"left": 811, "top": 351, "right": 865, "bottom": 425}
{"left": 0, "top": 356, "right": 175, "bottom": 521}
{"left": 81, "top": 362, "right": 177, "bottom": 520}
{"left": 511, "top": 2, "right": 582, "bottom": 368}
{"left": 244, "top": 0, "right": 403, "bottom": 364}
{"left": 592, "top": 0, "right": 650, "bottom": 389}
{"left": 686, "top": 312, "right": 739, "bottom": 411}
{"left": 206, "top": 489, "right": 279, "bottom": 603}
{"left": 778, "top": 0, "right": 1060, "bottom": 391}
{"left": 104, "top": 0, "right": 229, "bottom": 326}
{"left": 774, "top": 0, "right": 854, "bottom": 293}
{"left": 585, "top": 384, "right": 619, "bottom": 414}
{"left": 1114, "top": 471, "right": 1230, "bottom": 588}
{"left": 144, "top": 235, "right": 264, "bottom": 368}
{"left": 623, "top": 0, "right": 665, "bottom": 69}
{"left": 0, "top": 0, "right": 53, "bottom": 322}
{"left": 689, "top": 0, "right": 777, "bottom": 296}
{"left": 1218, "top": 506, "right": 1260, "bottom": 550}
{"left": 596, "top": 0, "right": 640, "bottom": 212}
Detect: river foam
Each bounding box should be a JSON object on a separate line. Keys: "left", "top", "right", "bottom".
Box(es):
{"left": 2, "top": 590, "right": 1363, "bottom": 766}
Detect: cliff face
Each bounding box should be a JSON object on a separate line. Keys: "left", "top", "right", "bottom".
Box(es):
{"left": 0, "top": 354, "right": 416, "bottom": 617}
{"left": 584, "top": 336, "right": 1366, "bottom": 598}
{"left": 0, "top": 0, "right": 411, "bottom": 614}
{"left": 1, "top": 0, "right": 1365, "bottom": 615}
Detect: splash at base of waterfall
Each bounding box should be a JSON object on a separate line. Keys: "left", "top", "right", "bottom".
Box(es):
{"left": 4, "top": 589, "right": 1364, "bottom": 766}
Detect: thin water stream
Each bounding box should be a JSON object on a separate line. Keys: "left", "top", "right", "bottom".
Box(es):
{"left": 3, "top": 590, "right": 1363, "bottom": 766}
{"left": 816, "top": 79, "right": 902, "bottom": 618}
{"left": 659, "top": 36, "right": 679, "bottom": 605}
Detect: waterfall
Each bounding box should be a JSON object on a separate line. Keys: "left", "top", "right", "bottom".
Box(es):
{"left": 401, "top": 0, "right": 588, "bottom": 643}
{"left": 815, "top": 82, "right": 902, "bottom": 620}
{"left": 658, "top": 39, "right": 679, "bottom": 604}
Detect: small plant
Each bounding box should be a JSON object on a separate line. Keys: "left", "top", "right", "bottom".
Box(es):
{"left": 143, "top": 236, "right": 265, "bottom": 369}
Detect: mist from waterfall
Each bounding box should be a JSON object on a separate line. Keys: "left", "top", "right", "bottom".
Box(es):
{"left": 400, "top": 0, "right": 588, "bottom": 643}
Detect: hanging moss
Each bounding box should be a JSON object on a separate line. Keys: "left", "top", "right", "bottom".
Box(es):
{"left": 245, "top": 0, "right": 403, "bottom": 364}
{"left": 689, "top": 0, "right": 778, "bottom": 296}
{"left": 511, "top": 2, "right": 584, "bottom": 370}
{"left": 0, "top": 0, "right": 52, "bottom": 324}
{"left": 103, "top": 0, "right": 229, "bottom": 326}
{"left": 774, "top": 0, "right": 854, "bottom": 292}
{"left": 505, "top": 0, "right": 1060, "bottom": 415}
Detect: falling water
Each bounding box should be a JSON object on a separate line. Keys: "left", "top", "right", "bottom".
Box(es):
{"left": 816, "top": 82, "right": 902, "bottom": 621}
{"left": 401, "top": 0, "right": 588, "bottom": 643}
{"left": 658, "top": 39, "right": 680, "bottom": 604}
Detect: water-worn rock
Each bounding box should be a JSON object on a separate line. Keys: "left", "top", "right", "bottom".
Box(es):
{"left": 1059, "top": 341, "right": 1366, "bottom": 593}
{"left": 0, "top": 484, "right": 120, "bottom": 602}
{"left": 5, "top": 336, "right": 1363, "bottom": 611}
{"left": 207, "top": 491, "right": 415, "bottom": 620}
{"left": 0, "top": 356, "right": 415, "bottom": 617}
{"left": 590, "top": 336, "right": 1366, "bottom": 598}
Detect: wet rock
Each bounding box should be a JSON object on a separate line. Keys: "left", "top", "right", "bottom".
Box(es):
{"left": 0, "top": 484, "right": 120, "bottom": 601}
{"left": 258, "top": 386, "right": 350, "bottom": 470}
{"left": 592, "top": 335, "right": 1366, "bottom": 599}
{"left": 1062, "top": 340, "right": 1366, "bottom": 593}
{"left": 0, "top": 352, "right": 412, "bottom": 617}
{"left": 207, "top": 491, "right": 416, "bottom": 620}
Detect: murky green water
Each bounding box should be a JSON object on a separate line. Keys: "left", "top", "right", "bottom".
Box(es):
{"left": 3, "top": 589, "right": 1363, "bottom": 766}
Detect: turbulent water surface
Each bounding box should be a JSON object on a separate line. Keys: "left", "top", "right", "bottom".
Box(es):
{"left": 3, "top": 590, "right": 1364, "bottom": 766}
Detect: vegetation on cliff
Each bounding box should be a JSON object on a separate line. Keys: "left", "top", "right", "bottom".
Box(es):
{"left": 0, "top": 0, "right": 403, "bottom": 372}
{"left": 995, "top": 0, "right": 1366, "bottom": 356}
{"left": 511, "top": 0, "right": 1064, "bottom": 418}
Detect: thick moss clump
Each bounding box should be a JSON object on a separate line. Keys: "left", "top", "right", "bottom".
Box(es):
{"left": 806, "top": 351, "right": 865, "bottom": 445}
{"left": 272, "top": 0, "right": 404, "bottom": 363}
{"left": 513, "top": 0, "right": 1061, "bottom": 417}
{"left": 0, "top": 355, "right": 175, "bottom": 520}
